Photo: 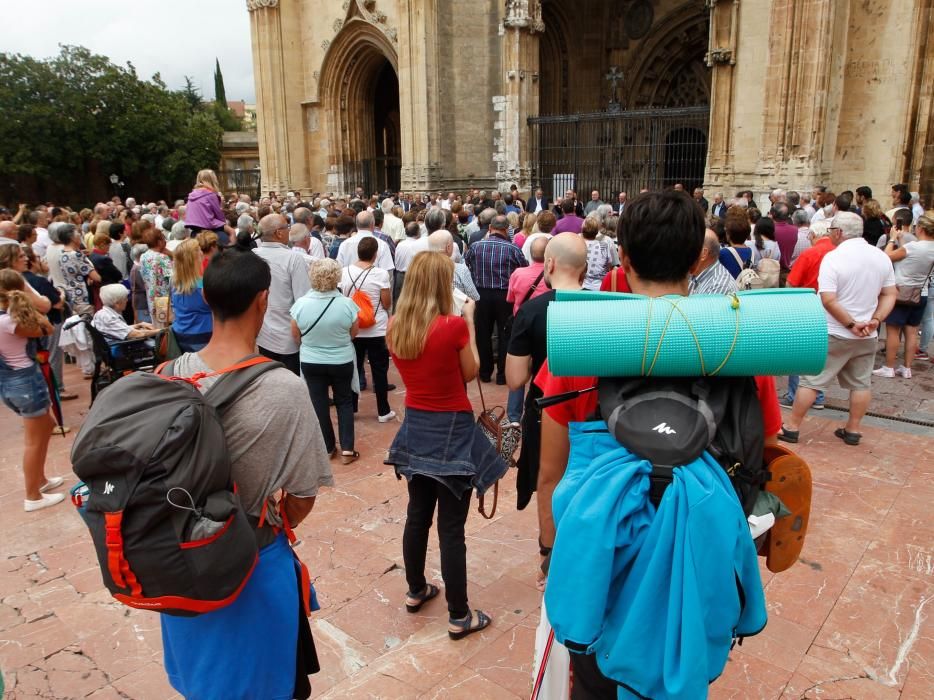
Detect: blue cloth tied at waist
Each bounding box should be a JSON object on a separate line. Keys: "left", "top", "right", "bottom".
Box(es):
{"left": 386, "top": 407, "right": 508, "bottom": 497}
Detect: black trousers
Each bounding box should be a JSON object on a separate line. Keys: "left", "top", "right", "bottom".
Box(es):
{"left": 570, "top": 653, "right": 620, "bottom": 699}
{"left": 301, "top": 361, "right": 355, "bottom": 453}
{"left": 475, "top": 287, "right": 512, "bottom": 380}
{"left": 352, "top": 336, "right": 391, "bottom": 416}
{"left": 402, "top": 475, "right": 471, "bottom": 619}
{"left": 258, "top": 346, "right": 300, "bottom": 376}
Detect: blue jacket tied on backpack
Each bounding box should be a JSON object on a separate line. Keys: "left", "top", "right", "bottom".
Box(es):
{"left": 545, "top": 421, "right": 767, "bottom": 699}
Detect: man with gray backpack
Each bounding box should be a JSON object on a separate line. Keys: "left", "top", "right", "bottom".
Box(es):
{"left": 71, "top": 249, "right": 334, "bottom": 700}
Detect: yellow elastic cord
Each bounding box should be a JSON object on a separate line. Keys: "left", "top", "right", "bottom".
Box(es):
{"left": 707, "top": 293, "right": 742, "bottom": 376}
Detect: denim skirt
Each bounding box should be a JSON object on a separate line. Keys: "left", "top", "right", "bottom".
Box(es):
{"left": 387, "top": 408, "right": 508, "bottom": 497}
{"left": 0, "top": 363, "right": 50, "bottom": 419}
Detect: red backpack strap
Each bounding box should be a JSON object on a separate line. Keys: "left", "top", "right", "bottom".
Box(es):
{"left": 279, "top": 500, "right": 312, "bottom": 616}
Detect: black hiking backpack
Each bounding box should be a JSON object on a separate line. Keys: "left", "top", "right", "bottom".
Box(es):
{"left": 70, "top": 355, "right": 280, "bottom": 616}
{"left": 597, "top": 376, "right": 768, "bottom": 515}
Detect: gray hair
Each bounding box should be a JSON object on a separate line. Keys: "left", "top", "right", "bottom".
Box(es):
{"left": 703, "top": 229, "right": 721, "bottom": 257}
{"left": 830, "top": 211, "right": 863, "bottom": 239}
{"left": 48, "top": 221, "right": 67, "bottom": 242}
{"left": 309, "top": 257, "right": 342, "bottom": 292}
{"left": 235, "top": 201, "right": 250, "bottom": 215}
{"left": 131, "top": 243, "right": 149, "bottom": 263}
{"left": 54, "top": 223, "right": 78, "bottom": 245}
{"left": 809, "top": 220, "right": 832, "bottom": 239}
{"left": 170, "top": 220, "right": 188, "bottom": 241}
{"left": 381, "top": 197, "right": 395, "bottom": 213}
{"left": 355, "top": 211, "right": 374, "bottom": 231}
{"left": 425, "top": 207, "right": 447, "bottom": 234}
{"left": 478, "top": 208, "right": 496, "bottom": 226}
{"left": 289, "top": 223, "right": 310, "bottom": 243}
{"left": 791, "top": 209, "right": 810, "bottom": 227}
{"left": 237, "top": 214, "right": 255, "bottom": 233}
{"left": 595, "top": 203, "right": 613, "bottom": 225}
{"left": 99, "top": 283, "right": 129, "bottom": 308}
{"left": 293, "top": 207, "right": 312, "bottom": 225}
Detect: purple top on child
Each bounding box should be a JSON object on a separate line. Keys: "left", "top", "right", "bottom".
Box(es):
{"left": 184, "top": 188, "right": 226, "bottom": 230}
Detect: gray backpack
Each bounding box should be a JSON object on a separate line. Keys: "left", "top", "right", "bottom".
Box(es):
{"left": 70, "top": 355, "right": 280, "bottom": 616}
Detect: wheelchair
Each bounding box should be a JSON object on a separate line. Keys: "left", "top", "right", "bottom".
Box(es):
{"left": 63, "top": 318, "right": 164, "bottom": 403}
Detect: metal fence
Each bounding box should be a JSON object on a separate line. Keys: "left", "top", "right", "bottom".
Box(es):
{"left": 218, "top": 169, "right": 262, "bottom": 200}
{"left": 528, "top": 106, "right": 710, "bottom": 199}
{"left": 340, "top": 157, "right": 401, "bottom": 197}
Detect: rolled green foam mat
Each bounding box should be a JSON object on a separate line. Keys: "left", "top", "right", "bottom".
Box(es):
{"left": 547, "top": 289, "right": 828, "bottom": 377}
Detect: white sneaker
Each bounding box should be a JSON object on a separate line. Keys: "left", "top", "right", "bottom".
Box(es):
{"left": 378, "top": 410, "right": 397, "bottom": 423}
{"left": 895, "top": 365, "right": 913, "bottom": 379}
{"left": 24, "top": 492, "right": 65, "bottom": 512}
{"left": 872, "top": 366, "right": 896, "bottom": 378}
{"left": 40, "top": 476, "right": 65, "bottom": 493}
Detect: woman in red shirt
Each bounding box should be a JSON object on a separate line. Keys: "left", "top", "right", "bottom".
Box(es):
{"left": 386, "top": 252, "right": 507, "bottom": 640}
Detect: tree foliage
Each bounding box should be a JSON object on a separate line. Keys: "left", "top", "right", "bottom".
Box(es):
{"left": 212, "top": 58, "right": 242, "bottom": 132}
{"left": 0, "top": 45, "right": 223, "bottom": 191}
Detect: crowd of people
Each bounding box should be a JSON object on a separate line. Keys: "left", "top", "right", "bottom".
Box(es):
{"left": 1, "top": 171, "right": 932, "bottom": 698}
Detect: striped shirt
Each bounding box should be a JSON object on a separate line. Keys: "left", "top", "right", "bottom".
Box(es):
{"left": 454, "top": 262, "right": 480, "bottom": 300}
{"left": 689, "top": 261, "right": 738, "bottom": 296}
{"left": 464, "top": 235, "right": 527, "bottom": 290}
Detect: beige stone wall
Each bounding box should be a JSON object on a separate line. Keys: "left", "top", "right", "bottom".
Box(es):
{"left": 248, "top": 0, "right": 933, "bottom": 201}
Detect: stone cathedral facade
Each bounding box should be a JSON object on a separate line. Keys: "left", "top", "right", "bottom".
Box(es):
{"left": 247, "top": 0, "right": 934, "bottom": 203}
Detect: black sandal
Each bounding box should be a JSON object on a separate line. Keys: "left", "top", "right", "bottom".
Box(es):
{"left": 448, "top": 610, "right": 492, "bottom": 640}
{"left": 777, "top": 425, "right": 799, "bottom": 444}
{"left": 341, "top": 450, "right": 360, "bottom": 465}
{"left": 834, "top": 427, "right": 861, "bottom": 446}
{"left": 405, "top": 583, "right": 440, "bottom": 613}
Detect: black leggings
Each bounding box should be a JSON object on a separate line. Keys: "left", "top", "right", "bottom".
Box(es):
{"left": 402, "top": 475, "right": 472, "bottom": 619}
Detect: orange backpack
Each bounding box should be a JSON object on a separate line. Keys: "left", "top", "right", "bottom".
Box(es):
{"left": 347, "top": 267, "right": 378, "bottom": 329}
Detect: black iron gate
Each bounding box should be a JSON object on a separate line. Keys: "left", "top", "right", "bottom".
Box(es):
{"left": 219, "top": 168, "right": 262, "bottom": 200}
{"left": 340, "top": 157, "right": 401, "bottom": 197}
{"left": 528, "top": 106, "right": 710, "bottom": 200}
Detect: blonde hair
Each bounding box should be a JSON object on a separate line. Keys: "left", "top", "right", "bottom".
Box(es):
{"left": 92, "top": 230, "right": 111, "bottom": 251}
{"left": 522, "top": 212, "right": 537, "bottom": 236}
{"left": 387, "top": 252, "right": 453, "bottom": 360}
{"left": 196, "top": 230, "right": 219, "bottom": 254}
{"left": 862, "top": 199, "right": 882, "bottom": 220}
{"left": 171, "top": 239, "right": 202, "bottom": 294}
{"left": 309, "top": 258, "right": 341, "bottom": 292}
{"left": 195, "top": 169, "right": 221, "bottom": 192}
{"left": 0, "top": 270, "right": 44, "bottom": 332}
{"left": 95, "top": 219, "right": 111, "bottom": 237}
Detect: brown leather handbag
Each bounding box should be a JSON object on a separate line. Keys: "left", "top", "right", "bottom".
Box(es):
{"left": 475, "top": 379, "right": 521, "bottom": 519}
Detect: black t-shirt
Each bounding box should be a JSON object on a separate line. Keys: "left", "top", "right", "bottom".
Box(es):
{"left": 507, "top": 289, "right": 556, "bottom": 379}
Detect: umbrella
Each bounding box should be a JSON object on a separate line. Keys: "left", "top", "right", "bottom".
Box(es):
{"left": 35, "top": 348, "right": 67, "bottom": 437}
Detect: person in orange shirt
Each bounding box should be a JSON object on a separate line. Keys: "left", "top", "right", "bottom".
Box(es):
{"left": 780, "top": 221, "right": 836, "bottom": 409}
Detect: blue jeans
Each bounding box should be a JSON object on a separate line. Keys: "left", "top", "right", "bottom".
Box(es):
{"left": 787, "top": 375, "right": 824, "bottom": 405}
{"left": 920, "top": 295, "right": 934, "bottom": 354}
{"left": 0, "top": 364, "right": 50, "bottom": 418}
{"left": 507, "top": 386, "right": 524, "bottom": 423}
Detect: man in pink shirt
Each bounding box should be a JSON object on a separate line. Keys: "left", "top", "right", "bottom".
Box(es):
{"left": 552, "top": 198, "right": 585, "bottom": 234}
{"left": 771, "top": 202, "right": 799, "bottom": 271}
{"left": 506, "top": 237, "right": 549, "bottom": 315}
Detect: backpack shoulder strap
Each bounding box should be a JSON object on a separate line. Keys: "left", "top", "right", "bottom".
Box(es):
{"left": 726, "top": 246, "right": 748, "bottom": 270}
{"left": 201, "top": 355, "right": 283, "bottom": 411}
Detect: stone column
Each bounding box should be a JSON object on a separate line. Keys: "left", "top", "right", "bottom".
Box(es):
{"left": 704, "top": 0, "right": 739, "bottom": 188}
{"left": 497, "top": 0, "right": 543, "bottom": 193}
{"left": 248, "top": 0, "right": 291, "bottom": 194}
{"left": 398, "top": 0, "right": 444, "bottom": 191}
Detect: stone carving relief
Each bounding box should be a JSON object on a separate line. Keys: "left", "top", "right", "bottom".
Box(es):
{"left": 340, "top": 0, "right": 398, "bottom": 44}
{"left": 505, "top": 0, "right": 545, "bottom": 33}
{"left": 245, "top": 0, "right": 278, "bottom": 11}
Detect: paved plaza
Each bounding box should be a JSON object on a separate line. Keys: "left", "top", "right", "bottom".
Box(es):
{"left": 1, "top": 358, "right": 932, "bottom": 699}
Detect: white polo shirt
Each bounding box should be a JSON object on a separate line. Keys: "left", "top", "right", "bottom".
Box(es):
{"left": 817, "top": 237, "right": 895, "bottom": 339}
{"left": 336, "top": 230, "right": 395, "bottom": 272}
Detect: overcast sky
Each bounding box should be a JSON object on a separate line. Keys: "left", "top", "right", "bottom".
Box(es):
{"left": 5, "top": 0, "right": 256, "bottom": 102}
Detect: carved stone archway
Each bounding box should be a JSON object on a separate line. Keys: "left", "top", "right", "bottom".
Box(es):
{"left": 626, "top": 4, "right": 710, "bottom": 109}
{"left": 318, "top": 18, "right": 399, "bottom": 193}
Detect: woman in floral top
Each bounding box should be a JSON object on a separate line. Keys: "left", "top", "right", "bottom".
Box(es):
{"left": 139, "top": 227, "right": 173, "bottom": 325}
{"left": 56, "top": 223, "right": 101, "bottom": 317}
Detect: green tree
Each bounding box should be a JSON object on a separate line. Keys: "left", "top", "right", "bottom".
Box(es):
{"left": 0, "top": 45, "right": 223, "bottom": 199}
{"left": 212, "top": 58, "right": 242, "bottom": 131}
{"left": 214, "top": 58, "right": 227, "bottom": 107}
{"left": 182, "top": 76, "right": 202, "bottom": 113}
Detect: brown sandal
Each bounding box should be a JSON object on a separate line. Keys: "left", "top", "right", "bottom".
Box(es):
{"left": 341, "top": 450, "right": 360, "bottom": 465}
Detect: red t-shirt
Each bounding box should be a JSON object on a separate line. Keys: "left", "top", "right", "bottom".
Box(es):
{"left": 534, "top": 361, "right": 781, "bottom": 439}
{"left": 599, "top": 268, "right": 632, "bottom": 293}
{"left": 391, "top": 315, "right": 473, "bottom": 413}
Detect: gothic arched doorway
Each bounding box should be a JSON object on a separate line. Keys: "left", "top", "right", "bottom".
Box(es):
{"left": 319, "top": 21, "right": 400, "bottom": 195}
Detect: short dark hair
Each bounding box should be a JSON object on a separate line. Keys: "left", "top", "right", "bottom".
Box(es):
{"left": 357, "top": 236, "right": 378, "bottom": 262}
{"left": 893, "top": 208, "right": 913, "bottom": 229}
{"left": 405, "top": 221, "right": 421, "bottom": 238}
{"left": 835, "top": 193, "right": 853, "bottom": 211}
{"left": 617, "top": 192, "right": 704, "bottom": 282}
{"left": 109, "top": 222, "right": 124, "bottom": 239}
{"left": 503, "top": 194, "right": 514, "bottom": 206}
{"left": 560, "top": 198, "right": 575, "bottom": 214}
{"left": 787, "top": 190, "right": 801, "bottom": 207}
{"left": 897, "top": 190, "right": 912, "bottom": 206}
{"left": 372, "top": 208, "right": 384, "bottom": 227}
{"left": 855, "top": 186, "right": 872, "bottom": 200}
{"left": 892, "top": 183, "right": 909, "bottom": 195}
{"left": 335, "top": 216, "right": 355, "bottom": 236}
{"left": 771, "top": 203, "right": 790, "bottom": 221}
{"left": 203, "top": 249, "right": 271, "bottom": 322}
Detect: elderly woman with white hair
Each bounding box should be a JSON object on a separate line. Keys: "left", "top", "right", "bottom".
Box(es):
{"left": 290, "top": 257, "right": 361, "bottom": 464}
{"left": 166, "top": 220, "right": 189, "bottom": 252}
{"left": 92, "top": 284, "right": 160, "bottom": 341}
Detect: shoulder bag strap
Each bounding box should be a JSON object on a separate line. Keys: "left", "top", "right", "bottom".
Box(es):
{"left": 726, "top": 246, "right": 746, "bottom": 269}
{"left": 521, "top": 271, "right": 546, "bottom": 306}
{"left": 610, "top": 269, "right": 618, "bottom": 292}
{"left": 300, "top": 297, "right": 337, "bottom": 337}
{"left": 476, "top": 376, "right": 489, "bottom": 413}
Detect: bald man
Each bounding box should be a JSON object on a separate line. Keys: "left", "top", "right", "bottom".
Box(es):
{"left": 0, "top": 220, "right": 18, "bottom": 244}
{"left": 428, "top": 229, "right": 479, "bottom": 301}
{"left": 689, "top": 229, "right": 737, "bottom": 295}
{"left": 505, "top": 233, "right": 587, "bottom": 510}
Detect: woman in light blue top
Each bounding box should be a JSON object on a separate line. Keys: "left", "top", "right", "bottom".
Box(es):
{"left": 290, "top": 258, "right": 360, "bottom": 463}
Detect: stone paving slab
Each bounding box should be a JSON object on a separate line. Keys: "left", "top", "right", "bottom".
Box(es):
{"left": 0, "top": 361, "right": 932, "bottom": 699}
